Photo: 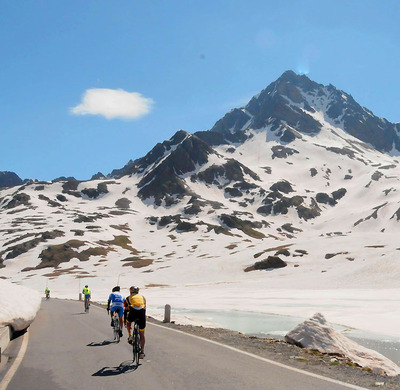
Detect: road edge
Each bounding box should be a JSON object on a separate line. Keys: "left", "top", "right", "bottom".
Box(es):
{"left": 0, "top": 328, "right": 29, "bottom": 390}
{"left": 149, "top": 321, "right": 371, "bottom": 390}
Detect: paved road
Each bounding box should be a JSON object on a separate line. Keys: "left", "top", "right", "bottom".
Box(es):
{"left": 2, "top": 299, "right": 368, "bottom": 390}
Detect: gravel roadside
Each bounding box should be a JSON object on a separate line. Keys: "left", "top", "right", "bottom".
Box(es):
{"left": 149, "top": 317, "right": 400, "bottom": 390}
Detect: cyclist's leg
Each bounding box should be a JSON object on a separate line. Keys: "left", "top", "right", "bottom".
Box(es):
{"left": 138, "top": 309, "right": 146, "bottom": 354}
{"left": 139, "top": 329, "right": 145, "bottom": 353}
{"left": 126, "top": 320, "right": 132, "bottom": 340}
{"left": 117, "top": 307, "right": 124, "bottom": 329}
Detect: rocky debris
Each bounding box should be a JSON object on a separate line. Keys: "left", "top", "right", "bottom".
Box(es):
{"left": 53, "top": 176, "right": 77, "bottom": 182}
{"left": 316, "top": 192, "right": 337, "bottom": 206}
{"left": 280, "top": 223, "right": 302, "bottom": 234}
{"left": 4, "top": 193, "right": 31, "bottom": 209}
{"left": 176, "top": 221, "right": 198, "bottom": 233}
{"left": 115, "top": 198, "right": 131, "bottom": 209}
{"left": 225, "top": 187, "right": 243, "bottom": 197}
{"left": 73, "top": 214, "right": 98, "bottom": 223}
{"left": 38, "top": 194, "right": 62, "bottom": 207}
{"left": 121, "top": 256, "right": 153, "bottom": 268}
{"left": 325, "top": 252, "right": 349, "bottom": 259}
{"left": 245, "top": 255, "right": 287, "bottom": 272}
{"left": 81, "top": 182, "right": 109, "bottom": 199}
{"left": 56, "top": 194, "right": 67, "bottom": 202}
{"left": 332, "top": 188, "right": 347, "bottom": 200}
{"left": 220, "top": 214, "right": 265, "bottom": 239}
{"left": 270, "top": 180, "right": 294, "bottom": 194}
{"left": 271, "top": 145, "right": 299, "bottom": 159}
{"left": 194, "top": 159, "right": 260, "bottom": 186}
{"left": 61, "top": 180, "right": 82, "bottom": 198}
{"left": 22, "top": 240, "right": 110, "bottom": 270}
{"left": 285, "top": 313, "right": 400, "bottom": 376}
{"left": 372, "top": 171, "right": 384, "bottom": 181}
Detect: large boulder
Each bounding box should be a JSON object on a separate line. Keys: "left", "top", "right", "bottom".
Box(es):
{"left": 285, "top": 313, "right": 400, "bottom": 376}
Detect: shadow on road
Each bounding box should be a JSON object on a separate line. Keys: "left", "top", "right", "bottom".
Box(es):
{"left": 87, "top": 340, "right": 117, "bottom": 347}
{"left": 92, "top": 361, "right": 139, "bottom": 376}
{"left": 72, "top": 312, "right": 88, "bottom": 316}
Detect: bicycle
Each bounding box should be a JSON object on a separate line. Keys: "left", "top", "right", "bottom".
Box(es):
{"left": 84, "top": 297, "right": 90, "bottom": 313}
{"left": 112, "top": 312, "right": 120, "bottom": 342}
{"left": 45, "top": 292, "right": 50, "bottom": 300}
{"left": 131, "top": 320, "right": 141, "bottom": 367}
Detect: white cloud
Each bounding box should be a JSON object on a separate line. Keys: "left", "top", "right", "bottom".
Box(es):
{"left": 71, "top": 88, "right": 154, "bottom": 120}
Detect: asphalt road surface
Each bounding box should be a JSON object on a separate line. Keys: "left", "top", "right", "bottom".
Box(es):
{"left": 2, "top": 298, "right": 369, "bottom": 390}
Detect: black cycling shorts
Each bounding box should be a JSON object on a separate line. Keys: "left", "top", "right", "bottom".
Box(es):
{"left": 127, "top": 308, "right": 146, "bottom": 330}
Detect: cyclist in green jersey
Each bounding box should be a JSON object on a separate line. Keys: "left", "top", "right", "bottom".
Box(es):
{"left": 82, "top": 285, "right": 91, "bottom": 310}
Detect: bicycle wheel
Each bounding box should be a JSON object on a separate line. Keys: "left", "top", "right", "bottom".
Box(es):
{"left": 132, "top": 325, "right": 140, "bottom": 366}
{"left": 113, "top": 315, "right": 120, "bottom": 342}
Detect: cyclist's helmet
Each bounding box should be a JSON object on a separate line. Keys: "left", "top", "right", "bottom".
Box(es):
{"left": 112, "top": 286, "right": 120, "bottom": 292}
{"left": 130, "top": 286, "right": 139, "bottom": 293}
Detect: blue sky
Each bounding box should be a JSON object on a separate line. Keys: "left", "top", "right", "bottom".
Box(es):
{"left": 1, "top": 0, "right": 399, "bottom": 181}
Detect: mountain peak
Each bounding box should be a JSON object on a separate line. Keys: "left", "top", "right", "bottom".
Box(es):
{"left": 205, "top": 71, "right": 400, "bottom": 154}
{"left": 277, "top": 70, "right": 299, "bottom": 82}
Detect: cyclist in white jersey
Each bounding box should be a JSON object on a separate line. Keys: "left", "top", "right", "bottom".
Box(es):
{"left": 107, "top": 286, "right": 125, "bottom": 337}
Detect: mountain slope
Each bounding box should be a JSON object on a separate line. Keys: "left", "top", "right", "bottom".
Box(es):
{"left": 1, "top": 71, "right": 400, "bottom": 309}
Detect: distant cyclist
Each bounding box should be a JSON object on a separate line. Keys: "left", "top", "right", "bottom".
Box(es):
{"left": 82, "top": 285, "right": 91, "bottom": 310}
{"left": 107, "top": 286, "right": 124, "bottom": 337}
{"left": 45, "top": 287, "right": 50, "bottom": 299}
{"left": 124, "top": 286, "right": 146, "bottom": 358}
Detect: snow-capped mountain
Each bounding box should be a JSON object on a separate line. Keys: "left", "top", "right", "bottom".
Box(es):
{"left": 1, "top": 71, "right": 400, "bottom": 334}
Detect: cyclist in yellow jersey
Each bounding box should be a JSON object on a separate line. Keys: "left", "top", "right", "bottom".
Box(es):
{"left": 124, "top": 286, "right": 146, "bottom": 358}
{"left": 82, "top": 285, "right": 91, "bottom": 310}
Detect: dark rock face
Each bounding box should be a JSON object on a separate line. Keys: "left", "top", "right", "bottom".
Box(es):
{"left": 245, "top": 255, "right": 287, "bottom": 272}
{"left": 81, "top": 182, "right": 109, "bottom": 199}
{"left": 62, "top": 179, "right": 79, "bottom": 190}
{"left": 0, "top": 171, "right": 23, "bottom": 189}
{"left": 176, "top": 221, "right": 198, "bottom": 232}
{"left": 5, "top": 193, "right": 30, "bottom": 209}
{"left": 53, "top": 176, "right": 77, "bottom": 182}
{"left": 91, "top": 172, "right": 106, "bottom": 180}
{"left": 115, "top": 198, "right": 131, "bottom": 209}
{"left": 39, "top": 194, "right": 61, "bottom": 207}
{"left": 271, "top": 146, "right": 299, "bottom": 159}
{"left": 219, "top": 214, "right": 265, "bottom": 239}
{"left": 254, "top": 256, "right": 287, "bottom": 269}
{"left": 225, "top": 187, "right": 243, "bottom": 197}
{"left": 137, "top": 133, "right": 215, "bottom": 205}
{"left": 332, "top": 188, "right": 347, "bottom": 200}
{"left": 194, "top": 160, "right": 260, "bottom": 186}
{"left": 270, "top": 180, "right": 294, "bottom": 194}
